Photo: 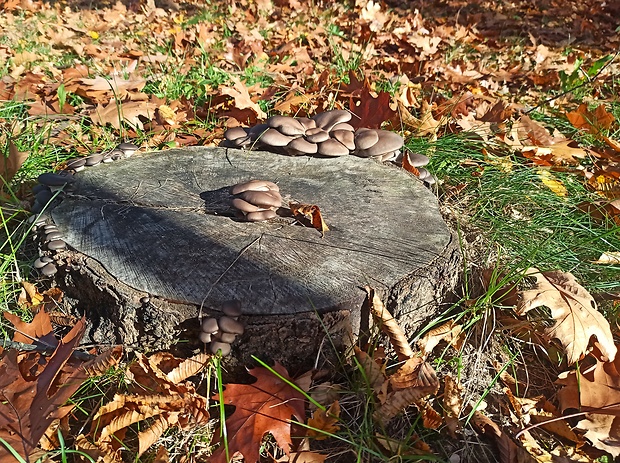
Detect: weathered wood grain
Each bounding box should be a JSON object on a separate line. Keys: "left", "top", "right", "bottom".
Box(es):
{"left": 48, "top": 147, "right": 459, "bottom": 372}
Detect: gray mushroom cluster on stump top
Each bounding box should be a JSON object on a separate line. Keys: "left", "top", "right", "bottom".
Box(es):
{"left": 222, "top": 110, "right": 404, "bottom": 162}
{"left": 229, "top": 179, "right": 282, "bottom": 222}
{"left": 200, "top": 301, "right": 244, "bottom": 356}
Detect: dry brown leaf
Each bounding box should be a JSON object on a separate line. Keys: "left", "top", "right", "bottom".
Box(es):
{"left": 471, "top": 411, "right": 537, "bottom": 463}
{"left": 418, "top": 399, "right": 442, "bottom": 429}
{"left": 364, "top": 286, "right": 413, "bottom": 361}
{"left": 153, "top": 445, "right": 170, "bottom": 463}
{"left": 277, "top": 451, "right": 327, "bottom": 463}
{"left": 165, "top": 352, "right": 210, "bottom": 383}
{"left": 592, "top": 251, "right": 620, "bottom": 265}
{"left": 566, "top": 103, "right": 615, "bottom": 135}
{"left": 306, "top": 401, "right": 340, "bottom": 439}
{"left": 417, "top": 320, "right": 464, "bottom": 357}
{"left": 375, "top": 360, "right": 439, "bottom": 425}
{"left": 522, "top": 139, "right": 588, "bottom": 166}
{"left": 289, "top": 202, "right": 329, "bottom": 237}
{"left": 211, "top": 363, "right": 306, "bottom": 463}
{"left": 517, "top": 267, "right": 616, "bottom": 364}
{"left": 19, "top": 280, "right": 44, "bottom": 307}
{"left": 1, "top": 141, "right": 29, "bottom": 187}
{"left": 90, "top": 100, "right": 158, "bottom": 130}
{"left": 221, "top": 77, "right": 267, "bottom": 120}
{"left": 443, "top": 374, "right": 463, "bottom": 438}
{"left": 557, "top": 345, "right": 620, "bottom": 456}
{"left": 353, "top": 346, "right": 386, "bottom": 395}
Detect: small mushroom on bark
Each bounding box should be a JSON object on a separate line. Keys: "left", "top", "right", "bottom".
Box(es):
{"left": 210, "top": 341, "right": 231, "bottom": 356}
{"left": 117, "top": 142, "right": 139, "bottom": 157}
{"left": 222, "top": 301, "right": 242, "bottom": 318}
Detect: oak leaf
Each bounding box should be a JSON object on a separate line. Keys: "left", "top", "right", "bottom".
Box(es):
{"left": 1, "top": 141, "right": 28, "bottom": 189}
{"left": 90, "top": 100, "right": 158, "bottom": 130}
{"left": 211, "top": 363, "right": 306, "bottom": 463}
{"left": 566, "top": 103, "right": 615, "bottom": 135}
{"left": 516, "top": 268, "right": 616, "bottom": 365}
{"left": 306, "top": 401, "right": 340, "bottom": 439}
{"left": 221, "top": 77, "right": 267, "bottom": 120}
{"left": 557, "top": 344, "right": 620, "bottom": 456}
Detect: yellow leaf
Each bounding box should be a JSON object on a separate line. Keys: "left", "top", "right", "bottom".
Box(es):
{"left": 592, "top": 251, "right": 620, "bottom": 265}
{"left": 88, "top": 30, "right": 99, "bottom": 40}
{"left": 537, "top": 170, "right": 567, "bottom": 197}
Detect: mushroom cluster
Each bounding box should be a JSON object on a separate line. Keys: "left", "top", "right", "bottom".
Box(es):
{"left": 229, "top": 180, "right": 282, "bottom": 222}
{"left": 222, "top": 110, "right": 404, "bottom": 162}
{"left": 30, "top": 141, "right": 140, "bottom": 277}
{"left": 199, "top": 302, "right": 244, "bottom": 356}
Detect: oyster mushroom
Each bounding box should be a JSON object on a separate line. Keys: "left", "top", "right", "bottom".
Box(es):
{"left": 286, "top": 137, "right": 318, "bottom": 156}
{"left": 218, "top": 316, "right": 244, "bottom": 335}
{"left": 312, "top": 110, "right": 352, "bottom": 132}
{"left": 354, "top": 130, "right": 404, "bottom": 159}
{"left": 318, "top": 138, "right": 350, "bottom": 157}
{"left": 230, "top": 179, "right": 282, "bottom": 222}
{"left": 117, "top": 142, "right": 139, "bottom": 157}
{"left": 267, "top": 115, "right": 306, "bottom": 136}
{"left": 210, "top": 341, "right": 231, "bottom": 356}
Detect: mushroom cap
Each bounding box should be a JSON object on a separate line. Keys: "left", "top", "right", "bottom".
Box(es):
{"left": 199, "top": 331, "right": 212, "bottom": 343}
{"left": 108, "top": 149, "right": 125, "bottom": 160}
{"left": 218, "top": 332, "right": 237, "bottom": 343}
{"left": 405, "top": 152, "right": 429, "bottom": 167}
{"left": 231, "top": 198, "right": 268, "bottom": 213}
{"left": 38, "top": 172, "right": 75, "bottom": 186}
{"left": 285, "top": 137, "right": 318, "bottom": 156}
{"left": 46, "top": 231, "right": 63, "bottom": 241}
{"left": 85, "top": 153, "right": 104, "bottom": 166}
{"left": 331, "top": 122, "right": 355, "bottom": 132}
{"left": 41, "top": 263, "right": 57, "bottom": 276}
{"left": 245, "top": 210, "right": 277, "bottom": 221}
{"left": 36, "top": 190, "right": 54, "bottom": 205}
{"left": 417, "top": 167, "right": 434, "bottom": 182}
{"left": 354, "top": 128, "right": 379, "bottom": 151}
{"left": 297, "top": 117, "right": 317, "bottom": 131}
{"left": 218, "top": 316, "right": 245, "bottom": 335}
{"left": 140, "top": 296, "right": 150, "bottom": 304}
{"left": 47, "top": 240, "right": 66, "bottom": 251}
{"left": 318, "top": 138, "right": 350, "bottom": 157}
{"left": 304, "top": 127, "right": 330, "bottom": 143}
{"left": 247, "top": 123, "right": 269, "bottom": 138}
{"left": 34, "top": 256, "right": 53, "bottom": 269}
{"left": 65, "top": 158, "right": 87, "bottom": 169}
{"left": 225, "top": 126, "right": 250, "bottom": 140}
{"left": 312, "top": 110, "right": 352, "bottom": 132}
{"left": 210, "top": 341, "right": 232, "bottom": 356}
{"left": 202, "top": 317, "right": 219, "bottom": 333}
{"left": 357, "top": 131, "right": 404, "bottom": 158}
{"left": 267, "top": 116, "right": 306, "bottom": 136}
{"left": 230, "top": 180, "right": 280, "bottom": 195}
{"left": 258, "top": 128, "right": 297, "bottom": 147}
{"left": 222, "top": 301, "right": 242, "bottom": 317}
{"left": 238, "top": 190, "right": 282, "bottom": 208}
{"left": 331, "top": 130, "right": 356, "bottom": 151}
{"left": 117, "top": 142, "right": 139, "bottom": 154}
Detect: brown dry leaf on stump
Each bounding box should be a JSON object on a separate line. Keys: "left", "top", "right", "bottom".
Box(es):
{"left": 210, "top": 363, "right": 306, "bottom": 463}
{"left": 516, "top": 267, "right": 616, "bottom": 365}
{"left": 364, "top": 286, "right": 413, "bottom": 361}
{"left": 290, "top": 202, "right": 329, "bottom": 237}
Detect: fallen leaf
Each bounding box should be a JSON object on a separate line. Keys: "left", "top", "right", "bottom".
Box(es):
{"left": 442, "top": 374, "right": 463, "bottom": 438}
{"left": 90, "top": 100, "right": 158, "bottom": 130}
{"left": 566, "top": 103, "right": 615, "bottom": 135}
{"left": 211, "top": 363, "right": 306, "bottom": 463}
{"left": 289, "top": 202, "right": 329, "bottom": 237}
{"left": 1, "top": 141, "right": 29, "bottom": 187}
{"left": 221, "top": 77, "right": 267, "bottom": 120}
{"left": 516, "top": 267, "right": 617, "bottom": 364}
{"left": 306, "top": 401, "right": 340, "bottom": 439}
{"left": 417, "top": 320, "right": 464, "bottom": 358}
{"left": 592, "top": 251, "right": 620, "bottom": 265}
{"left": 537, "top": 169, "right": 568, "bottom": 197}
{"left": 364, "top": 286, "right": 413, "bottom": 361}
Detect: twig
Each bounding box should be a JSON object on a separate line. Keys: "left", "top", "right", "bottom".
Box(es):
{"left": 0, "top": 338, "right": 95, "bottom": 361}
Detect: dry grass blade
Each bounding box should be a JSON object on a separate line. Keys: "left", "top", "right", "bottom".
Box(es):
{"left": 364, "top": 286, "right": 413, "bottom": 360}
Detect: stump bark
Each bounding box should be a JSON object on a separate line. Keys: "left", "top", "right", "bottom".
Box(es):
{"left": 45, "top": 147, "right": 460, "bottom": 374}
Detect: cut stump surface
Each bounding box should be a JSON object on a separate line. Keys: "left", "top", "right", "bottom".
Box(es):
{"left": 46, "top": 147, "right": 459, "bottom": 373}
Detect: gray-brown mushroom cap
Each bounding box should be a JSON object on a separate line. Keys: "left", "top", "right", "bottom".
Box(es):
{"left": 258, "top": 128, "right": 297, "bottom": 147}
{"left": 245, "top": 210, "right": 277, "bottom": 222}
{"left": 354, "top": 128, "right": 379, "bottom": 151}
{"left": 202, "top": 317, "right": 219, "bottom": 333}
{"left": 304, "top": 127, "right": 330, "bottom": 144}
{"left": 286, "top": 137, "right": 318, "bottom": 156}
{"left": 331, "top": 130, "right": 356, "bottom": 151}
{"left": 218, "top": 316, "right": 245, "bottom": 335}
{"left": 317, "top": 138, "right": 350, "bottom": 157}
{"left": 210, "top": 341, "right": 231, "bottom": 356}
{"left": 231, "top": 198, "right": 269, "bottom": 213}
{"left": 312, "top": 110, "right": 352, "bottom": 132}
{"left": 230, "top": 180, "right": 279, "bottom": 195}
{"left": 405, "top": 152, "right": 430, "bottom": 167}
{"left": 222, "top": 301, "right": 242, "bottom": 318}
{"left": 267, "top": 115, "right": 306, "bottom": 136}
{"left": 357, "top": 131, "right": 404, "bottom": 158}
{"left": 238, "top": 190, "right": 282, "bottom": 209}
{"left": 224, "top": 126, "right": 251, "bottom": 147}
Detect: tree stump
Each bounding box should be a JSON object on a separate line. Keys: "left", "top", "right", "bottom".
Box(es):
{"left": 43, "top": 147, "right": 460, "bottom": 374}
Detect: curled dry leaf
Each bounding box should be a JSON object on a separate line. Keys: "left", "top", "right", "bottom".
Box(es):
{"left": 470, "top": 411, "right": 537, "bottom": 463}
{"left": 516, "top": 267, "right": 616, "bottom": 364}
{"left": 417, "top": 320, "right": 464, "bottom": 358}
{"left": 289, "top": 202, "right": 329, "bottom": 237}
{"left": 220, "top": 76, "right": 267, "bottom": 120}
{"left": 1, "top": 140, "right": 29, "bottom": 188}
{"left": 592, "top": 251, "right": 620, "bottom": 264}
{"left": 442, "top": 374, "right": 463, "bottom": 438}
{"left": 364, "top": 286, "right": 413, "bottom": 361}
{"left": 353, "top": 346, "right": 386, "bottom": 395}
